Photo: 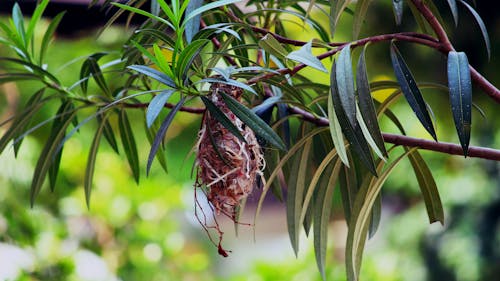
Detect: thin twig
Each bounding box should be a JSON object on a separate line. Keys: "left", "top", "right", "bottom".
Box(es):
{"left": 287, "top": 105, "right": 500, "bottom": 161}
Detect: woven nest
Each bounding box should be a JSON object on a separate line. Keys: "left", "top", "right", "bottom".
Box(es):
{"left": 195, "top": 83, "right": 265, "bottom": 219}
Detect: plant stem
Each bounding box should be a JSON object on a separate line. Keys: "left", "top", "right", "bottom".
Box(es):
{"left": 287, "top": 105, "right": 500, "bottom": 161}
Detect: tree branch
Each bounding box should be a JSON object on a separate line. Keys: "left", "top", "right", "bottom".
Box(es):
{"left": 287, "top": 105, "right": 500, "bottom": 161}
{"left": 410, "top": 0, "right": 500, "bottom": 103}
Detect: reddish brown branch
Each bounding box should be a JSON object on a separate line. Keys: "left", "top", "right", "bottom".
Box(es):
{"left": 125, "top": 102, "right": 205, "bottom": 113}
{"left": 288, "top": 105, "right": 500, "bottom": 161}
{"left": 410, "top": 0, "right": 500, "bottom": 103}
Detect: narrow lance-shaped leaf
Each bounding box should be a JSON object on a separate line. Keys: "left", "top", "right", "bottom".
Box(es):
{"left": 346, "top": 148, "right": 417, "bottom": 281}
{"left": 184, "top": 0, "right": 203, "bottom": 43}
{"left": 201, "top": 96, "right": 246, "bottom": 143}
{"left": 447, "top": 51, "right": 472, "bottom": 156}
{"left": 85, "top": 113, "right": 109, "bottom": 208}
{"left": 127, "top": 65, "right": 176, "bottom": 88}
{"left": 390, "top": 42, "right": 437, "bottom": 140}
{"left": 30, "top": 107, "right": 78, "bottom": 206}
{"left": 12, "top": 3, "right": 27, "bottom": 47}
{"left": 446, "top": 0, "right": 459, "bottom": 26}
{"left": 330, "top": 0, "right": 349, "bottom": 37}
{"left": 147, "top": 97, "right": 186, "bottom": 175}
{"left": 220, "top": 93, "right": 286, "bottom": 150}
{"left": 39, "top": 12, "right": 65, "bottom": 65}
{"left": 26, "top": 0, "right": 49, "bottom": 46}
{"left": 314, "top": 158, "right": 341, "bottom": 280}
{"left": 331, "top": 60, "right": 376, "bottom": 175}
{"left": 119, "top": 110, "right": 140, "bottom": 183}
{"left": 327, "top": 90, "right": 349, "bottom": 166}
{"left": 287, "top": 140, "right": 312, "bottom": 256}
{"left": 183, "top": 0, "right": 243, "bottom": 24}
{"left": 286, "top": 41, "right": 327, "bottom": 73}
{"left": 146, "top": 90, "right": 175, "bottom": 128}
{"left": 336, "top": 44, "right": 356, "bottom": 127}
{"left": 357, "top": 46, "right": 387, "bottom": 158}
{"left": 353, "top": 0, "right": 374, "bottom": 40}
{"left": 406, "top": 147, "right": 444, "bottom": 224}
{"left": 259, "top": 34, "right": 289, "bottom": 60}
{"left": 392, "top": 0, "right": 404, "bottom": 25}
{"left": 458, "top": 0, "right": 490, "bottom": 60}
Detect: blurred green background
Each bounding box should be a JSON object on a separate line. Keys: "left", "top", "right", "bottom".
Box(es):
{"left": 0, "top": 1, "right": 499, "bottom": 281}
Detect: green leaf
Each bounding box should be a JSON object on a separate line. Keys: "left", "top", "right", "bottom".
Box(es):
{"left": 330, "top": 0, "right": 350, "bottom": 37}
{"left": 331, "top": 61, "right": 376, "bottom": 175}
{"left": 12, "top": 3, "right": 27, "bottom": 47}
{"left": 390, "top": 42, "right": 436, "bottom": 140}
{"left": 368, "top": 194, "right": 381, "bottom": 239}
{"left": 259, "top": 34, "right": 289, "bottom": 60}
{"left": 30, "top": 104, "right": 78, "bottom": 206}
{"left": 0, "top": 57, "right": 60, "bottom": 84}
{"left": 146, "top": 90, "right": 175, "bottom": 128}
{"left": 314, "top": 158, "right": 342, "bottom": 280}
{"left": 392, "top": 0, "right": 404, "bottom": 25}
{"left": 128, "top": 65, "right": 176, "bottom": 88}
{"left": 286, "top": 41, "right": 327, "bottom": 73}
{"left": 336, "top": 44, "right": 356, "bottom": 127}
{"left": 327, "top": 89, "right": 349, "bottom": 166}
{"left": 446, "top": 0, "right": 459, "bottom": 26}
{"left": 96, "top": 113, "right": 119, "bottom": 153}
{"left": 346, "top": 148, "right": 417, "bottom": 281}
{"left": 220, "top": 93, "right": 286, "bottom": 150}
{"left": 119, "top": 110, "right": 140, "bottom": 183}
{"left": 357, "top": 47, "right": 387, "bottom": 158}
{"left": 458, "top": 0, "right": 490, "bottom": 59}
{"left": 200, "top": 96, "right": 246, "bottom": 143}
{"left": 147, "top": 97, "right": 185, "bottom": 175}
{"left": 177, "top": 39, "right": 209, "bottom": 81}
{"left": 339, "top": 161, "right": 358, "bottom": 224}
{"left": 26, "top": 0, "right": 49, "bottom": 46}
{"left": 85, "top": 113, "right": 109, "bottom": 208}
{"left": 39, "top": 12, "right": 65, "bottom": 65}
{"left": 185, "top": 0, "right": 204, "bottom": 43}
{"left": 447, "top": 51, "right": 472, "bottom": 156}
{"left": 287, "top": 139, "right": 312, "bottom": 256}
{"left": 111, "top": 3, "right": 175, "bottom": 30}
{"left": 183, "top": 0, "right": 243, "bottom": 24}
{"left": 356, "top": 105, "right": 386, "bottom": 161}
{"left": 145, "top": 119, "right": 168, "bottom": 173}
{"left": 48, "top": 101, "right": 75, "bottom": 191}
{"left": 406, "top": 148, "right": 444, "bottom": 224}
{"left": 353, "top": 0, "right": 374, "bottom": 40}
{"left": 80, "top": 53, "right": 109, "bottom": 95}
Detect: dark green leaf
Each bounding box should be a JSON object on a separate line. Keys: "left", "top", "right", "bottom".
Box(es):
{"left": 198, "top": 78, "right": 257, "bottom": 95}
{"left": 447, "top": 51, "right": 472, "bottom": 156}
{"left": 406, "top": 148, "right": 444, "bottom": 224}
{"left": 368, "top": 194, "right": 381, "bottom": 238}
{"left": 12, "top": 89, "right": 46, "bottom": 155}
{"left": 80, "top": 53, "right": 109, "bottom": 95}
{"left": 30, "top": 105, "right": 78, "bottom": 206}
{"left": 336, "top": 44, "right": 356, "bottom": 127}
{"left": 339, "top": 161, "right": 358, "bottom": 224}
{"left": 146, "top": 97, "right": 185, "bottom": 175}
{"left": 119, "top": 110, "right": 140, "bottom": 183}
{"left": 111, "top": 3, "right": 175, "bottom": 30}
{"left": 177, "top": 39, "right": 209, "bottom": 81}
{"left": 85, "top": 114, "right": 109, "bottom": 208}
{"left": 201, "top": 96, "right": 246, "bottom": 143}
{"left": 353, "top": 0, "right": 374, "bottom": 39}
{"left": 327, "top": 89, "right": 349, "bottom": 165}
{"left": 96, "top": 112, "right": 119, "bottom": 153}
{"left": 392, "top": 0, "right": 404, "bottom": 25}
{"left": 26, "top": 0, "right": 49, "bottom": 45}
{"left": 146, "top": 90, "right": 175, "bottom": 128}
{"left": 458, "top": 0, "right": 490, "bottom": 59}
{"left": 221, "top": 93, "right": 286, "bottom": 150}
{"left": 390, "top": 42, "right": 436, "bottom": 140}
{"left": 287, "top": 140, "right": 312, "bottom": 256}
{"left": 331, "top": 61, "right": 376, "bottom": 175}
{"left": 0, "top": 57, "right": 60, "bottom": 84}
{"left": 314, "top": 159, "right": 341, "bottom": 280}
{"left": 357, "top": 47, "right": 387, "bottom": 158}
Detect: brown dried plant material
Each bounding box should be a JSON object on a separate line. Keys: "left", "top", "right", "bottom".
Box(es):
{"left": 195, "top": 83, "right": 265, "bottom": 217}
{"left": 194, "top": 83, "right": 265, "bottom": 255}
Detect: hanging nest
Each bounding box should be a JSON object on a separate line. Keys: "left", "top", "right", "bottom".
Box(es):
{"left": 195, "top": 83, "right": 265, "bottom": 220}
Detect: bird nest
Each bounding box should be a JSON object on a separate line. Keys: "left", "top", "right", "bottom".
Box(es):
{"left": 194, "top": 83, "right": 265, "bottom": 255}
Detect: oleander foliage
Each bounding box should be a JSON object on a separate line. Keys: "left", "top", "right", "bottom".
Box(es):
{"left": 0, "top": 0, "right": 493, "bottom": 280}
